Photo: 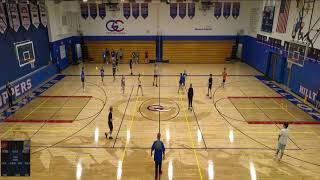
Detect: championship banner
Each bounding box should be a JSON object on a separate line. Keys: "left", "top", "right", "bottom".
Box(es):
{"left": 187, "top": 3, "right": 195, "bottom": 19}
{"left": 132, "top": 3, "right": 139, "bottom": 19}
{"left": 261, "top": 6, "right": 275, "bottom": 33}
{"left": 123, "top": 3, "right": 130, "bottom": 19}
{"left": 80, "top": 3, "right": 89, "bottom": 19}
{"left": 19, "top": 3, "right": 30, "bottom": 30}
{"left": 223, "top": 2, "right": 231, "bottom": 19}
{"left": 214, "top": 2, "right": 222, "bottom": 19}
{"left": 39, "top": 1, "right": 47, "bottom": 27}
{"left": 30, "top": 2, "right": 40, "bottom": 28}
{"left": 141, "top": 3, "right": 148, "bottom": 19}
{"left": 178, "top": 3, "right": 186, "bottom": 19}
{"left": 98, "top": 4, "right": 106, "bottom": 19}
{"left": 232, "top": 2, "right": 240, "bottom": 19}
{"left": 89, "top": 3, "right": 97, "bottom": 19}
{"left": 0, "top": 3, "right": 7, "bottom": 33}
{"left": 7, "top": 2, "right": 20, "bottom": 32}
{"left": 170, "top": 3, "right": 177, "bottom": 19}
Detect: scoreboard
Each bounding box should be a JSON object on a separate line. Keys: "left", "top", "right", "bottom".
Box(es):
{"left": 1, "top": 140, "right": 30, "bottom": 176}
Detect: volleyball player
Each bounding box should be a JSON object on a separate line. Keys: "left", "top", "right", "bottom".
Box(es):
{"left": 80, "top": 66, "right": 85, "bottom": 91}
{"left": 121, "top": 75, "right": 125, "bottom": 95}
{"left": 222, "top": 67, "right": 227, "bottom": 88}
{"left": 112, "top": 59, "right": 116, "bottom": 81}
{"left": 153, "top": 63, "right": 159, "bottom": 87}
{"left": 207, "top": 74, "right": 213, "bottom": 98}
{"left": 178, "top": 73, "right": 184, "bottom": 93}
{"left": 137, "top": 73, "right": 144, "bottom": 96}
{"left": 129, "top": 59, "right": 133, "bottom": 75}
{"left": 105, "top": 106, "right": 114, "bottom": 139}
{"left": 275, "top": 123, "right": 289, "bottom": 161}
{"left": 100, "top": 66, "right": 105, "bottom": 83}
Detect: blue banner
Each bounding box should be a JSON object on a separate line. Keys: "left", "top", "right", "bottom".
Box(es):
{"left": 179, "top": 3, "right": 186, "bottom": 19}
{"left": 261, "top": 6, "right": 275, "bottom": 33}
{"left": 141, "top": 3, "right": 148, "bottom": 19}
{"left": 232, "top": 2, "right": 240, "bottom": 19}
{"left": 132, "top": 3, "right": 139, "bottom": 19}
{"left": 214, "top": 2, "right": 222, "bottom": 19}
{"left": 89, "top": 3, "right": 97, "bottom": 19}
{"left": 170, "top": 3, "right": 177, "bottom": 19}
{"left": 98, "top": 4, "right": 106, "bottom": 19}
{"left": 187, "top": 3, "right": 195, "bottom": 19}
{"left": 80, "top": 3, "right": 88, "bottom": 19}
{"left": 223, "top": 2, "right": 231, "bottom": 19}
{"left": 123, "top": 3, "right": 130, "bottom": 19}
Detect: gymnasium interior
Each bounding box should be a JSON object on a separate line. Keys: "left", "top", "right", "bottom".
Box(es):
{"left": 0, "top": 0, "right": 320, "bottom": 179}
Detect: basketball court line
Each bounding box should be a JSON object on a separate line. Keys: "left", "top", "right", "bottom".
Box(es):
{"left": 178, "top": 87, "right": 203, "bottom": 180}
{"left": 28, "top": 145, "right": 301, "bottom": 151}
{"left": 112, "top": 86, "right": 134, "bottom": 148}
{"left": 65, "top": 74, "right": 257, "bottom": 77}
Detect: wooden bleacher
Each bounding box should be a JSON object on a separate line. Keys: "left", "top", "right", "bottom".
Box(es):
{"left": 163, "top": 41, "right": 234, "bottom": 63}
{"left": 84, "top": 41, "right": 156, "bottom": 63}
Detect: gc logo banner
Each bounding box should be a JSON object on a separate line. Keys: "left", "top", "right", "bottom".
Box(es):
{"left": 106, "top": 20, "right": 124, "bottom": 32}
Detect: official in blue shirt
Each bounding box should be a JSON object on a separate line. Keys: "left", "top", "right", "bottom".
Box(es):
{"left": 151, "top": 133, "right": 165, "bottom": 179}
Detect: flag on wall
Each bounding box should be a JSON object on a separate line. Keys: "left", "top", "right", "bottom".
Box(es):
{"left": 232, "top": 2, "right": 240, "bottom": 19}
{"left": 170, "top": 3, "right": 177, "bottom": 19}
{"left": 179, "top": 3, "right": 186, "bottom": 19}
{"left": 132, "top": 3, "right": 139, "bottom": 19}
{"left": 123, "top": 3, "right": 130, "bottom": 19}
{"left": 141, "top": 3, "right": 148, "bottom": 19}
{"left": 223, "top": 2, "right": 231, "bottom": 19}
{"left": 30, "top": 2, "right": 40, "bottom": 28}
{"left": 19, "top": 3, "right": 31, "bottom": 30}
{"left": 0, "top": 3, "right": 7, "bottom": 33}
{"left": 214, "top": 2, "right": 222, "bottom": 19}
{"left": 89, "top": 3, "right": 97, "bottom": 19}
{"left": 7, "top": 2, "right": 20, "bottom": 32}
{"left": 261, "top": 6, "right": 275, "bottom": 33}
{"left": 188, "top": 3, "right": 195, "bottom": 19}
{"left": 39, "top": 0, "right": 47, "bottom": 27}
{"left": 98, "top": 4, "right": 106, "bottom": 19}
{"left": 276, "top": 0, "right": 291, "bottom": 33}
{"left": 80, "top": 3, "right": 89, "bottom": 19}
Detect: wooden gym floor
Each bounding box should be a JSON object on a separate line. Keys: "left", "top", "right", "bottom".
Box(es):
{"left": 0, "top": 62, "right": 320, "bottom": 179}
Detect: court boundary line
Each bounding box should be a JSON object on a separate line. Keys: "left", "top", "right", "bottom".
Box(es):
{"left": 112, "top": 86, "right": 134, "bottom": 148}
{"left": 178, "top": 87, "right": 203, "bottom": 180}
{"left": 38, "top": 95, "right": 92, "bottom": 98}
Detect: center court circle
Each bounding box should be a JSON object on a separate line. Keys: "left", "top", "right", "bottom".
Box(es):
{"left": 139, "top": 98, "right": 180, "bottom": 121}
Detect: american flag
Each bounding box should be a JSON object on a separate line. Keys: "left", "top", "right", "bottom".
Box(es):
{"left": 276, "top": 0, "right": 291, "bottom": 33}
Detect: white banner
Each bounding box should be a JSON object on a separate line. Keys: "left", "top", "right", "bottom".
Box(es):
{"left": 39, "top": 1, "right": 47, "bottom": 27}
{"left": 19, "top": 3, "right": 30, "bottom": 30}
{"left": 0, "top": 3, "right": 7, "bottom": 33}
{"left": 30, "top": 3, "right": 40, "bottom": 28}
{"left": 7, "top": 3, "right": 20, "bottom": 32}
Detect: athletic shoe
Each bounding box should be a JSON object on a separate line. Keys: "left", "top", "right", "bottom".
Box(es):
{"left": 105, "top": 133, "right": 108, "bottom": 139}
{"left": 109, "top": 136, "right": 113, "bottom": 139}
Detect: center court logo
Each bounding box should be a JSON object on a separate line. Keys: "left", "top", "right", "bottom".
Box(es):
{"left": 106, "top": 20, "right": 124, "bottom": 32}
{"left": 147, "top": 105, "right": 170, "bottom": 112}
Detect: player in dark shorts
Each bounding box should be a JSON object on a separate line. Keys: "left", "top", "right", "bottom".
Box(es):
{"left": 137, "top": 73, "right": 144, "bottom": 96}
{"left": 112, "top": 59, "right": 116, "bottom": 81}
{"left": 207, "top": 74, "right": 213, "bottom": 98}
{"left": 178, "top": 73, "right": 184, "bottom": 93}
{"left": 129, "top": 59, "right": 133, "bottom": 75}
{"left": 80, "top": 66, "right": 85, "bottom": 91}
{"left": 100, "top": 66, "right": 105, "bottom": 83}
{"left": 105, "top": 48, "right": 109, "bottom": 64}
{"left": 222, "top": 67, "right": 227, "bottom": 88}
{"left": 188, "top": 84, "right": 194, "bottom": 111}
{"left": 153, "top": 63, "right": 159, "bottom": 87}
{"left": 105, "top": 106, "right": 114, "bottom": 139}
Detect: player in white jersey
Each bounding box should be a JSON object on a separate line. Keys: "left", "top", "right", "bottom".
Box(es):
{"left": 275, "top": 122, "right": 289, "bottom": 161}
{"left": 136, "top": 73, "right": 143, "bottom": 96}
{"left": 153, "top": 63, "right": 159, "bottom": 87}
{"left": 121, "top": 75, "right": 125, "bottom": 95}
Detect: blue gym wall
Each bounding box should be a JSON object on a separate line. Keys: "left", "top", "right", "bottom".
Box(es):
{"left": 0, "top": 25, "right": 51, "bottom": 86}
{"left": 241, "top": 35, "right": 320, "bottom": 104}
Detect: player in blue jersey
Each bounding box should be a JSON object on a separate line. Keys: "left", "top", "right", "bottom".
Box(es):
{"left": 112, "top": 59, "right": 116, "bottom": 81}
{"left": 178, "top": 73, "right": 184, "bottom": 93}
{"left": 80, "top": 66, "right": 85, "bottom": 91}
